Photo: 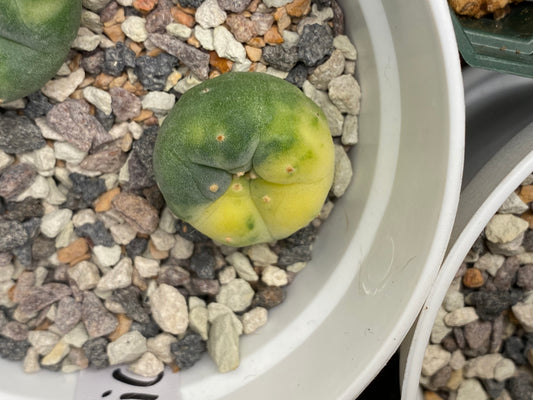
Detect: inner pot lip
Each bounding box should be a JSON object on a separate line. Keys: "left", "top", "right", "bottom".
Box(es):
{"left": 400, "top": 68, "right": 533, "bottom": 400}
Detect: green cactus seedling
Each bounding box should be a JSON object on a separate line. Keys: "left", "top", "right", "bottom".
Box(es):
{"left": 0, "top": 0, "right": 82, "bottom": 104}
{"left": 153, "top": 72, "right": 335, "bottom": 247}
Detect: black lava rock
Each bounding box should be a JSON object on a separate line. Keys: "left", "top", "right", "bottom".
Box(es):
{"left": 134, "top": 53, "right": 179, "bottom": 91}
{"left": 507, "top": 374, "right": 533, "bottom": 400}
{"left": 481, "top": 379, "right": 505, "bottom": 399}
{"left": 103, "top": 42, "right": 136, "bottom": 77}
{"left": 297, "top": 24, "right": 334, "bottom": 67}
{"left": 112, "top": 286, "right": 150, "bottom": 324}
{"left": 503, "top": 336, "right": 527, "bottom": 365}
{"left": 5, "top": 197, "right": 44, "bottom": 222}
{"left": 468, "top": 289, "right": 523, "bottom": 321}
{"left": 0, "top": 336, "right": 30, "bottom": 361}
{"left": 0, "top": 220, "right": 29, "bottom": 252}
{"left": 262, "top": 45, "right": 299, "bottom": 71}
{"left": 95, "top": 108, "right": 115, "bottom": 132}
{"left": 285, "top": 64, "right": 308, "bottom": 89}
{"left": 32, "top": 235, "right": 56, "bottom": 260}
{"left": 176, "top": 0, "right": 205, "bottom": 8}
{"left": 189, "top": 245, "right": 216, "bottom": 279}
{"left": 0, "top": 114, "right": 46, "bottom": 154}
{"left": 68, "top": 173, "right": 107, "bottom": 205}
{"left": 24, "top": 91, "right": 53, "bottom": 119}
{"left": 75, "top": 220, "right": 115, "bottom": 247}
{"left": 175, "top": 220, "right": 209, "bottom": 243}
{"left": 170, "top": 331, "right": 206, "bottom": 370}
{"left": 82, "top": 337, "right": 110, "bottom": 369}
{"left": 130, "top": 319, "right": 160, "bottom": 338}
{"left": 126, "top": 237, "right": 148, "bottom": 259}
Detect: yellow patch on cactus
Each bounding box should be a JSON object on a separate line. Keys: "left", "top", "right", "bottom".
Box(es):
{"left": 153, "top": 72, "right": 335, "bottom": 247}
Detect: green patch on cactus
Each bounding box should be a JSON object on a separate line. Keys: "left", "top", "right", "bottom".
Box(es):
{"left": 153, "top": 72, "right": 335, "bottom": 247}
{"left": 0, "top": 0, "right": 82, "bottom": 103}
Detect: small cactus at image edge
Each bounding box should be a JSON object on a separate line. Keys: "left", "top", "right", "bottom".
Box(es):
{"left": 0, "top": 0, "right": 82, "bottom": 103}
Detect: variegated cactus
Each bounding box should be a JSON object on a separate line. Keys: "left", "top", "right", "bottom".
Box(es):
{"left": 153, "top": 72, "right": 335, "bottom": 247}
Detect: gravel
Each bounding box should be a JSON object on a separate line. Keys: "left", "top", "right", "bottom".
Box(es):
{"left": 421, "top": 173, "right": 533, "bottom": 400}
{"left": 0, "top": 0, "right": 359, "bottom": 377}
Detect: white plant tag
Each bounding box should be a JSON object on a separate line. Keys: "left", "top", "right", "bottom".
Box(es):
{"left": 75, "top": 366, "right": 181, "bottom": 400}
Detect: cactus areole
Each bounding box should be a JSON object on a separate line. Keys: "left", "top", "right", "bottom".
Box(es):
{"left": 153, "top": 72, "right": 335, "bottom": 247}
{"left": 0, "top": 0, "right": 82, "bottom": 103}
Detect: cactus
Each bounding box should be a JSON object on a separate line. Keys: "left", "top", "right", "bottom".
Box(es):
{"left": 153, "top": 72, "right": 335, "bottom": 247}
{"left": 0, "top": 0, "right": 82, "bottom": 103}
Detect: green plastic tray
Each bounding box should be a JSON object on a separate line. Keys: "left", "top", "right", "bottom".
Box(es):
{"left": 451, "top": 2, "right": 533, "bottom": 78}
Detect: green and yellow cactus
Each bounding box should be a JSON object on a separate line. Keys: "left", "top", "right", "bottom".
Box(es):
{"left": 154, "top": 72, "right": 335, "bottom": 247}
{"left": 0, "top": 0, "right": 82, "bottom": 103}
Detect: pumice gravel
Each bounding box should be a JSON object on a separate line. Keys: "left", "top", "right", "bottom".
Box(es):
{"left": 0, "top": 0, "right": 360, "bottom": 376}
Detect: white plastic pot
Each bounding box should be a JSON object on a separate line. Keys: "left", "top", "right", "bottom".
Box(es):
{"left": 400, "top": 68, "right": 533, "bottom": 400}
{"left": 0, "top": 1, "right": 463, "bottom": 399}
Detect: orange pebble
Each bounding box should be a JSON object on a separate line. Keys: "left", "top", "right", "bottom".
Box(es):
{"left": 286, "top": 0, "right": 311, "bottom": 17}
{"left": 133, "top": 109, "right": 154, "bottom": 122}
{"left": 133, "top": 0, "right": 158, "bottom": 12}
{"left": 171, "top": 7, "right": 195, "bottom": 28}
{"left": 519, "top": 185, "right": 533, "bottom": 204}
{"left": 247, "top": 37, "right": 265, "bottom": 48}
{"left": 103, "top": 24, "right": 125, "bottom": 43}
{"left": 94, "top": 73, "right": 115, "bottom": 90}
{"left": 521, "top": 210, "right": 533, "bottom": 229}
{"left": 57, "top": 238, "right": 89, "bottom": 264}
{"left": 108, "top": 314, "right": 133, "bottom": 341}
{"left": 264, "top": 25, "right": 284, "bottom": 45}
{"left": 209, "top": 51, "right": 233, "bottom": 73}
{"left": 94, "top": 187, "right": 121, "bottom": 213}
{"left": 462, "top": 267, "right": 485, "bottom": 288}
{"left": 245, "top": 45, "right": 262, "bottom": 62}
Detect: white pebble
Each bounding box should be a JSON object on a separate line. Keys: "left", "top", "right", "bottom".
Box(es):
{"left": 195, "top": 0, "right": 227, "bottom": 29}
{"left": 328, "top": 74, "right": 361, "bottom": 115}
{"left": 141, "top": 91, "right": 176, "bottom": 114}
{"left": 121, "top": 16, "right": 148, "bottom": 43}
{"left": 241, "top": 307, "right": 268, "bottom": 334}
{"left": 166, "top": 23, "right": 192, "bottom": 40}
{"left": 333, "top": 35, "right": 357, "bottom": 60}
{"left": 0, "top": 150, "right": 13, "bottom": 172}
{"left": 207, "top": 313, "right": 240, "bottom": 373}
{"left": 46, "top": 178, "right": 67, "bottom": 205}
{"left": 170, "top": 235, "right": 194, "bottom": 259}
{"left": 42, "top": 68, "right": 85, "bottom": 103}
{"left": 150, "top": 229, "right": 176, "bottom": 252}
{"left": 261, "top": 265, "right": 288, "bottom": 286}
{"left": 218, "top": 266, "right": 236, "bottom": 285}
{"left": 72, "top": 209, "right": 97, "bottom": 228}
{"left": 147, "top": 333, "right": 178, "bottom": 364}
{"left": 456, "top": 379, "right": 488, "bottom": 400}
{"left": 194, "top": 26, "right": 214, "bottom": 51}
{"left": 245, "top": 243, "right": 278, "bottom": 266}
{"left": 68, "top": 261, "right": 101, "bottom": 290}
{"left": 128, "top": 352, "right": 164, "bottom": 377}
{"left": 83, "top": 86, "right": 112, "bottom": 116}
{"left": 72, "top": 27, "right": 101, "bottom": 51}
{"left": 92, "top": 245, "right": 122, "bottom": 268}
{"left": 511, "top": 302, "right": 533, "bottom": 332}
{"left": 150, "top": 284, "right": 188, "bottom": 335}
{"left": 342, "top": 114, "right": 358, "bottom": 145}
{"left": 498, "top": 191, "right": 529, "bottom": 214}
{"left": 54, "top": 142, "right": 87, "bottom": 164}
{"left": 485, "top": 214, "right": 529, "bottom": 244}
{"left": 41, "top": 209, "right": 73, "bottom": 238}
{"left": 107, "top": 331, "right": 147, "bottom": 365}
{"left": 443, "top": 307, "right": 479, "bottom": 327}
{"left": 216, "top": 279, "right": 254, "bottom": 312}
{"left": 226, "top": 252, "right": 258, "bottom": 282}
{"left": 302, "top": 80, "right": 343, "bottom": 136}
{"left": 189, "top": 305, "right": 209, "bottom": 340}
{"left": 97, "top": 257, "right": 133, "bottom": 290}
{"left": 134, "top": 256, "right": 160, "bottom": 278}
{"left": 332, "top": 145, "right": 353, "bottom": 198}
{"left": 15, "top": 175, "right": 50, "bottom": 202}
{"left": 110, "top": 223, "right": 137, "bottom": 245}
{"left": 213, "top": 26, "right": 247, "bottom": 63}
{"left": 421, "top": 345, "right": 451, "bottom": 376}
{"left": 19, "top": 146, "right": 56, "bottom": 176}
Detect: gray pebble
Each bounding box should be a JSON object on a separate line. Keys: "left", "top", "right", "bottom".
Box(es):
{"left": 170, "top": 331, "right": 206, "bottom": 369}
{"left": 82, "top": 337, "right": 109, "bottom": 369}
{"left": 297, "top": 24, "right": 333, "bottom": 67}
{"left": 0, "top": 115, "right": 46, "bottom": 154}
{"left": 81, "top": 292, "right": 118, "bottom": 338}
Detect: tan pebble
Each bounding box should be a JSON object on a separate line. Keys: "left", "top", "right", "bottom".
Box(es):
{"left": 69, "top": 53, "right": 82, "bottom": 71}
{"left": 121, "top": 132, "right": 133, "bottom": 152}
{"left": 68, "top": 253, "right": 92, "bottom": 267}
{"left": 94, "top": 187, "right": 121, "bottom": 213}
{"left": 57, "top": 238, "right": 89, "bottom": 264}
{"left": 446, "top": 368, "right": 463, "bottom": 390}
{"left": 41, "top": 340, "right": 70, "bottom": 366}
{"left": 527, "top": 348, "right": 533, "bottom": 366}
{"left": 273, "top": 7, "right": 287, "bottom": 21}
{"left": 245, "top": 45, "right": 262, "bottom": 62}
{"left": 171, "top": 7, "right": 195, "bottom": 28}
{"left": 277, "top": 13, "right": 291, "bottom": 33}
{"left": 133, "top": 0, "right": 158, "bottom": 12}
{"left": 247, "top": 37, "right": 265, "bottom": 48}
{"left": 110, "top": 74, "right": 129, "bottom": 89}
{"left": 149, "top": 240, "right": 170, "bottom": 260}
{"left": 423, "top": 391, "right": 444, "bottom": 400}
{"left": 133, "top": 109, "right": 154, "bottom": 122}
{"left": 175, "top": 3, "right": 196, "bottom": 14}
{"left": 104, "top": 7, "right": 125, "bottom": 26}
{"left": 103, "top": 24, "right": 126, "bottom": 43}
{"left": 521, "top": 210, "right": 533, "bottom": 229}
{"left": 264, "top": 25, "right": 284, "bottom": 45}
{"left": 132, "top": 267, "right": 148, "bottom": 291}
{"left": 70, "top": 89, "right": 84, "bottom": 100}
{"left": 209, "top": 70, "right": 221, "bottom": 79}
{"left": 462, "top": 268, "right": 485, "bottom": 288}
{"left": 129, "top": 41, "right": 144, "bottom": 56}
{"left": 247, "top": 0, "right": 261, "bottom": 12}
{"left": 94, "top": 73, "right": 115, "bottom": 90}
{"left": 286, "top": 0, "right": 311, "bottom": 16}
{"left": 108, "top": 314, "right": 133, "bottom": 341}
{"left": 187, "top": 35, "right": 201, "bottom": 48}
{"left": 146, "top": 48, "right": 163, "bottom": 57}
{"left": 79, "top": 77, "right": 95, "bottom": 89}
{"left": 144, "top": 116, "right": 159, "bottom": 126}
{"left": 519, "top": 185, "right": 533, "bottom": 204}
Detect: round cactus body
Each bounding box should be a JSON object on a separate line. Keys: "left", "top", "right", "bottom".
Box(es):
{"left": 0, "top": 0, "right": 82, "bottom": 103}
{"left": 153, "top": 72, "right": 335, "bottom": 247}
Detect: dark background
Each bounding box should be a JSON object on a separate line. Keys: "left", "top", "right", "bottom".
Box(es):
{"left": 357, "top": 353, "right": 400, "bottom": 399}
